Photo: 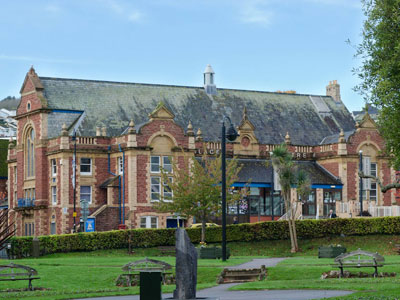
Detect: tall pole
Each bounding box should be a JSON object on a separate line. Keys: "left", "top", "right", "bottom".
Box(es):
{"left": 270, "top": 152, "right": 274, "bottom": 221}
{"left": 221, "top": 120, "right": 227, "bottom": 262}
{"left": 72, "top": 131, "right": 77, "bottom": 233}
{"left": 359, "top": 150, "right": 363, "bottom": 216}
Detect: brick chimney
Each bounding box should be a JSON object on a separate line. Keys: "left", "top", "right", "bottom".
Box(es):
{"left": 326, "top": 80, "right": 341, "bottom": 102}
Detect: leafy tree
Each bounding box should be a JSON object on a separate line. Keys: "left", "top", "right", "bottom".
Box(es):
{"left": 154, "top": 152, "right": 243, "bottom": 243}
{"left": 270, "top": 145, "right": 311, "bottom": 253}
{"left": 354, "top": 0, "right": 400, "bottom": 169}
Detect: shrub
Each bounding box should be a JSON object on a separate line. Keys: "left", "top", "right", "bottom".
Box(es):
{"left": 9, "top": 217, "right": 400, "bottom": 258}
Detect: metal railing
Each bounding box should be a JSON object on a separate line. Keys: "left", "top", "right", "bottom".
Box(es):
{"left": 17, "top": 198, "right": 35, "bottom": 208}
{"left": 368, "top": 205, "right": 400, "bottom": 217}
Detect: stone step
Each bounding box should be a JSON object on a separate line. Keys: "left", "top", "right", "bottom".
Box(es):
{"left": 217, "top": 266, "right": 267, "bottom": 284}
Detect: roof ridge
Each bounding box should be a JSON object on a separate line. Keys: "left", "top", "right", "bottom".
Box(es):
{"left": 38, "top": 76, "right": 331, "bottom": 98}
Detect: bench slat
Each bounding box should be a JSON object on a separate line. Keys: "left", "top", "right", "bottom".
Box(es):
{"left": 0, "top": 277, "right": 40, "bottom": 281}
{"left": 0, "top": 273, "right": 32, "bottom": 277}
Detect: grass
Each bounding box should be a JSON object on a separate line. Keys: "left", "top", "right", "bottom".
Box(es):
{"left": 231, "top": 256, "right": 400, "bottom": 299}
{"left": 0, "top": 249, "right": 252, "bottom": 300}
{"left": 2, "top": 234, "right": 400, "bottom": 299}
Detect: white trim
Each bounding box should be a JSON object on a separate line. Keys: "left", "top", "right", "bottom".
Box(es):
{"left": 51, "top": 186, "right": 57, "bottom": 205}
{"left": 150, "top": 156, "right": 161, "bottom": 173}
{"left": 140, "top": 216, "right": 158, "bottom": 228}
{"left": 80, "top": 157, "right": 92, "bottom": 176}
{"left": 80, "top": 185, "right": 92, "bottom": 204}
{"left": 51, "top": 159, "right": 57, "bottom": 177}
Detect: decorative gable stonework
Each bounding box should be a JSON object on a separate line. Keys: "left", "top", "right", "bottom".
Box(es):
{"left": 7, "top": 68, "right": 398, "bottom": 236}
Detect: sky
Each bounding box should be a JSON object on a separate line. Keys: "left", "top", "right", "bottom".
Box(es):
{"left": 0, "top": 0, "right": 366, "bottom": 112}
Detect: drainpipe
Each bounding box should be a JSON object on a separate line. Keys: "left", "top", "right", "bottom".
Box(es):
{"left": 118, "top": 144, "right": 125, "bottom": 224}
{"left": 108, "top": 146, "right": 121, "bottom": 224}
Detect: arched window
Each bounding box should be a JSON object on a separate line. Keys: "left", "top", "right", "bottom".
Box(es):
{"left": 25, "top": 127, "right": 35, "bottom": 178}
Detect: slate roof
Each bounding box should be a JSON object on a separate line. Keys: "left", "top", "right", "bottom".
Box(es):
{"left": 39, "top": 77, "right": 355, "bottom": 145}
{"left": 237, "top": 159, "right": 273, "bottom": 183}
{"left": 236, "top": 159, "right": 341, "bottom": 186}
{"left": 320, "top": 130, "right": 355, "bottom": 145}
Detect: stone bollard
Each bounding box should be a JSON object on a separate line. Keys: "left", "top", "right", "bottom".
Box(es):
{"left": 32, "top": 237, "right": 40, "bottom": 258}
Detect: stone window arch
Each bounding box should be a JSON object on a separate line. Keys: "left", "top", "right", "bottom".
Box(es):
{"left": 25, "top": 126, "right": 35, "bottom": 178}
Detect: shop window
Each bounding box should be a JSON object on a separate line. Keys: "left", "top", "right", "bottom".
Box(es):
{"left": 302, "top": 189, "right": 316, "bottom": 216}
{"left": 80, "top": 158, "right": 92, "bottom": 175}
{"left": 140, "top": 216, "right": 158, "bottom": 228}
{"left": 323, "top": 189, "right": 341, "bottom": 216}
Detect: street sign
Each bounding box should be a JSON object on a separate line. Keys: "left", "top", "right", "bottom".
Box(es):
{"left": 86, "top": 217, "right": 95, "bottom": 232}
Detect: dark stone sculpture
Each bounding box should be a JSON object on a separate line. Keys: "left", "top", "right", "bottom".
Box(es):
{"left": 173, "top": 228, "right": 197, "bottom": 299}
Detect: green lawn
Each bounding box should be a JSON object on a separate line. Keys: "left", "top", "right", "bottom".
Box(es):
{"left": 231, "top": 256, "right": 400, "bottom": 299}
{"left": 2, "top": 234, "right": 400, "bottom": 300}
{"left": 0, "top": 249, "right": 252, "bottom": 300}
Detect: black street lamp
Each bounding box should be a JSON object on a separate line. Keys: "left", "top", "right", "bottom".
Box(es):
{"left": 359, "top": 150, "right": 363, "bottom": 216}
{"left": 221, "top": 116, "right": 239, "bottom": 261}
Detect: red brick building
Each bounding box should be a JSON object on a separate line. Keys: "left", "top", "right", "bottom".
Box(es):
{"left": 7, "top": 66, "right": 399, "bottom": 236}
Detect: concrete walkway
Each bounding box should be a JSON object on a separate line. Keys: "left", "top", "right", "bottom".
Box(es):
{"left": 76, "top": 258, "right": 354, "bottom": 300}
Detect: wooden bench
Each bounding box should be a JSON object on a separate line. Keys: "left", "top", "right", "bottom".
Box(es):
{"left": 158, "top": 246, "right": 175, "bottom": 256}
{"left": 333, "top": 249, "right": 384, "bottom": 277}
{"left": 0, "top": 263, "right": 40, "bottom": 291}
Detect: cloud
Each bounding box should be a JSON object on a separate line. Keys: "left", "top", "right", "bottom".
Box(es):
{"left": 44, "top": 3, "right": 61, "bottom": 13}
{"left": 238, "top": 0, "right": 273, "bottom": 27}
{"left": 0, "top": 54, "right": 85, "bottom": 64}
{"left": 99, "top": 0, "right": 143, "bottom": 23}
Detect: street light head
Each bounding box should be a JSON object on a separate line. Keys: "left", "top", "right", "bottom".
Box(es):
{"left": 226, "top": 123, "right": 239, "bottom": 141}
{"left": 359, "top": 150, "right": 363, "bottom": 154}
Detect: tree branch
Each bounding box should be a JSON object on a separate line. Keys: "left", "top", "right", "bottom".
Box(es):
{"left": 358, "top": 171, "right": 400, "bottom": 193}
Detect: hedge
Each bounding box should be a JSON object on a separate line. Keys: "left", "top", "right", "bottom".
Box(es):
{"left": 9, "top": 217, "right": 400, "bottom": 258}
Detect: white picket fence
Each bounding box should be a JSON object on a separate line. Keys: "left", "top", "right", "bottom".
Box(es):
{"left": 369, "top": 205, "right": 400, "bottom": 217}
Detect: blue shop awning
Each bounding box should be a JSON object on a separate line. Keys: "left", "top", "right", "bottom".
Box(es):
{"left": 311, "top": 184, "right": 343, "bottom": 189}
{"left": 232, "top": 182, "right": 271, "bottom": 188}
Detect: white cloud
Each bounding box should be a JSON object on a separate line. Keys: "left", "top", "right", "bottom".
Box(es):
{"left": 238, "top": 0, "right": 273, "bottom": 27}
{"left": 44, "top": 4, "right": 61, "bottom": 13}
{"left": 99, "top": 0, "right": 143, "bottom": 23}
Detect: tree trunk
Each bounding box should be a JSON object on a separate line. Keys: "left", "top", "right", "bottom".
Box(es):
{"left": 286, "top": 191, "right": 299, "bottom": 253}
{"left": 201, "top": 214, "right": 206, "bottom": 244}
{"left": 284, "top": 194, "right": 296, "bottom": 253}
{"left": 291, "top": 204, "right": 299, "bottom": 252}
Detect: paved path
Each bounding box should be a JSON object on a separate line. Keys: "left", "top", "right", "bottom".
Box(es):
{"left": 227, "top": 257, "right": 287, "bottom": 269}
{"left": 76, "top": 258, "right": 354, "bottom": 300}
